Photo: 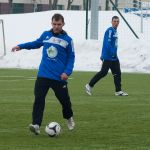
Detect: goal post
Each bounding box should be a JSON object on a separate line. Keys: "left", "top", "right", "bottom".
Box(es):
{"left": 0, "top": 19, "right": 6, "bottom": 57}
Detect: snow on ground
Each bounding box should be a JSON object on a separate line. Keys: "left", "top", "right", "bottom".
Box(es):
{"left": 0, "top": 10, "right": 150, "bottom": 73}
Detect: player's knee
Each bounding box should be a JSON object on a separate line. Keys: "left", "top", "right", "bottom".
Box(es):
{"left": 101, "top": 71, "right": 108, "bottom": 77}
{"left": 113, "top": 73, "right": 121, "bottom": 78}
{"left": 116, "top": 72, "right": 121, "bottom": 76}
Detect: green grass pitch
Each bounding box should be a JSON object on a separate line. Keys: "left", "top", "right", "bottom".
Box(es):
{"left": 0, "top": 69, "right": 150, "bottom": 150}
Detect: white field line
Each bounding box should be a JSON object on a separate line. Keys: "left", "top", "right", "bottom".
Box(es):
{"left": 0, "top": 76, "right": 73, "bottom": 81}
{"left": 0, "top": 88, "right": 29, "bottom": 90}
{"left": 0, "top": 79, "right": 35, "bottom": 82}
{"left": 0, "top": 128, "right": 27, "bottom": 133}
{"left": 0, "top": 76, "right": 36, "bottom": 78}
{"left": 0, "top": 76, "right": 36, "bottom": 81}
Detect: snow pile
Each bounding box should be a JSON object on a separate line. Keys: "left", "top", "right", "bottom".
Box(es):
{"left": 0, "top": 10, "right": 150, "bottom": 73}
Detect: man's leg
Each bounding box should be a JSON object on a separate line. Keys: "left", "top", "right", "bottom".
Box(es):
{"left": 110, "top": 60, "right": 121, "bottom": 92}
{"left": 89, "top": 60, "right": 110, "bottom": 87}
{"left": 51, "top": 81, "right": 73, "bottom": 119}
{"left": 51, "top": 81, "right": 74, "bottom": 130}
{"left": 110, "top": 61, "right": 128, "bottom": 96}
{"left": 85, "top": 60, "right": 110, "bottom": 95}
{"left": 32, "top": 77, "right": 50, "bottom": 126}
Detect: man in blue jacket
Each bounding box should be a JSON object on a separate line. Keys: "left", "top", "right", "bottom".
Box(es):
{"left": 85, "top": 16, "right": 128, "bottom": 96}
{"left": 12, "top": 13, "right": 75, "bottom": 134}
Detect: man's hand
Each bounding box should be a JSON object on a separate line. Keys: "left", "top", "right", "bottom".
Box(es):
{"left": 11, "top": 46, "right": 21, "bottom": 52}
{"left": 61, "top": 73, "right": 68, "bottom": 81}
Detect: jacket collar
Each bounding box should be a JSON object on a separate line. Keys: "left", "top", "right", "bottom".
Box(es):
{"left": 50, "top": 29, "right": 67, "bottom": 36}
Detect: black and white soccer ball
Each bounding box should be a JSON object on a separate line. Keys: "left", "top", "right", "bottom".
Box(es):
{"left": 45, "top": 122, "right": 61, "bottom": 137}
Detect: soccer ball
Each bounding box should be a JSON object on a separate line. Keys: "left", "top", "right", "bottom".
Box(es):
{"left": 45, "top": 122, "right": 61, "bottom": 137}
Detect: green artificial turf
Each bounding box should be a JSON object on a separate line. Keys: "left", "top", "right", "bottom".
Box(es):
{"left": 0, "top": 69, "right": 150, "bottom": 150}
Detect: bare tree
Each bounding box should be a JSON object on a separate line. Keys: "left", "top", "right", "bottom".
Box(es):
{"left": 105, "top": 0, "right": 109, "bottom": 10}
{"left": 83, "top": 0, "right": 86, "bottom": 10}
{"left": 133, "top": 0, "right": 138, "bottom": 8}
{"left": 115, "top": 0, "right": 118, "bottom": 8}
{"left": 139, "top": 0, "right": 141, "bottom": 9}
{"left": 83, "top": 0, "right": 91, "bottom": 10}
{"left": 32, "top": 0, "right": 38, "bottom": 12}
{"left": 67, "top": 0, "right": 74, "bottom": 10}
{"left": 8, "top": 0, "right": 13, "bottom": 13}
{"left": 112, "top": 0, "right": 118, "bottom": 10}
{"left": 52, "top": 0, "right": 58, "bottom": 10}
{"left": 49, "top": 0, "right": 52, "bottom": 10}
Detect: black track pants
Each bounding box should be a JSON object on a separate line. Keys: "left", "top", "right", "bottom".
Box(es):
{"left": 32, "top": 77, "right": 73, "bottom": 126}
{"left": 89, "top": 60, "right": 121, "bottom": 92}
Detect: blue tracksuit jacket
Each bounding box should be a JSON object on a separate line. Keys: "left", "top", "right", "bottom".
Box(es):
{"left": 18, "top": 30, "right": 75, "bottom": 82}
{"left": 101, "top": 27, "right": 118, "bottom": 61}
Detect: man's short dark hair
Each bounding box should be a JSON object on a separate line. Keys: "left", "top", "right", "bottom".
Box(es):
{"left": 52, "top": 13, "right": 64, "bottom": 23}
{"left": 112, "top": 16, "right": 119, "bottom": 21}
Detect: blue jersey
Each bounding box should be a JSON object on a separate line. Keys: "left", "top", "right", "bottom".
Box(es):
{"left": 18, "top": 30, "right": 75, "bottom": 82}
{"left": 101, "top": 27, "right": 118, "bottom": 61}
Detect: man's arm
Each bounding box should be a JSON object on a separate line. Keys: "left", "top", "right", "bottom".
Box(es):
{"left": 11, "top": 32, "right": 45, "bottom": 52}
{"left": 106, "top": 29, "right": 116, "bottom": 58}
{"left": 61, "top": 40, "right": 75, "bottom": 80}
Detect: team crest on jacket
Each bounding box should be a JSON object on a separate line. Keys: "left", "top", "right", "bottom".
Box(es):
{"left": 47, "top": 46, "right": 58, "bottom": 58}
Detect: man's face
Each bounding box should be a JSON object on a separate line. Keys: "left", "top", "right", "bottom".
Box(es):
{"left": 112, "top": 18, "right": 119, "bottom": 28}
{"left": 51, "top": 19, "right": 64, "bottom": 34}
